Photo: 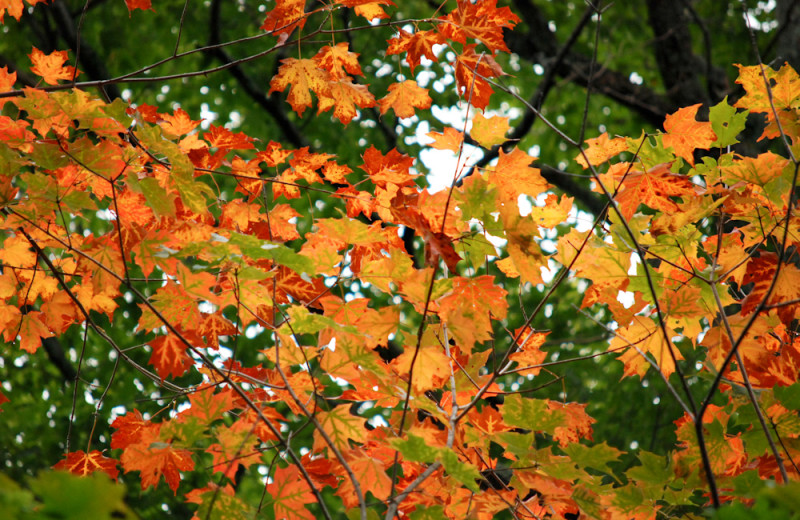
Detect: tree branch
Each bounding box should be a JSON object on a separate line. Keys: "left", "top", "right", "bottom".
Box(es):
{"left": 508, "top": 0, "right": 672, "bottom": 127}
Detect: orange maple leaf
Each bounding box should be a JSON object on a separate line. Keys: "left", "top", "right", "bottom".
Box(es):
{"left": 269, "top": 58, "right": 331, "bottom": 116}
{"left": 575, "top": 132, "right": 628, "bottom": 168}
{"left": 18, "top": 311, "right": 52, "bottom": 354}
{"left": 120, "top": 426, "right": 194, "bottom": 494}
{"left": 454, "top": 45, "right": 505, "bottom": 110}
{"left": 29, "top": 48, "right": 79, "bottom": 85}
{"left": 111, "top": 410, "right": 150, "bottom": 449}
{"left": 427, "top": 126, "right": 464, "bottom": 153}
{"left": 337, "top": 451, "right": 393, "bottom": 507}
{"left": 53, "top": 450, "right": 119, "bottom": 480}
{"left": 662, "top": 104, "right": 716, "bottom": 165}
{"left": 597, "top": 162, "right": 696, "bottom": 220}
{"left": 260, "top": 0, "right": 306, "bottom": 35}
{"left": 386, "top": 29, "right": 445, "bottom": 73}
{"left": 159, "top": 107, "right": 200, "bottom": 138}
{"left": 318, "top": 78, "right": 376, "bottom": 125}
{"left": 270, "top": 465, "right": 316, "bottom": 520}
{"left": 313, "top": 42, "right": 363, "bottom": 80}
{"left": 336, "top": 0, "right": 396, "bottom": 21}
{"left": 393, "top": 344, "right": 451, "bottom": 392}
{"left": 148, "top": 333, "right": 194, "bottom": 379}
{"left": 509, "top": 327, "right": 550, "bottom": 376}
{"left": 487, "top": 147, "right": 549, "bottom": 202}
{"left": 438, "top": 275, "right": 508, "bottom": 350}
{"left": 611, "top": 316, "right": 682, "bottom": 379}
{"left": 0, "top": 67, "right": 16, "bottom": 108}
{"left": 467, "top": 406, "right": 513, "bottom": 435}
{"left": 204, "top": 124, "right": 254, "bottom": 151}
{"left": 378, "top": 79, "right": 432, "bottom": 119}
{"left": 0, "top": 0, "right": 47, "bottom": 23}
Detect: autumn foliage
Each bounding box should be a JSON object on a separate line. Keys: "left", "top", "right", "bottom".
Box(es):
{"left": 1, "top": 0, "right": 800, "bottom": 519}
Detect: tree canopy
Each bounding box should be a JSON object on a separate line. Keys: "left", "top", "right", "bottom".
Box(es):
{"left": 1, "top": 0, "right": 800, "bottom": 519}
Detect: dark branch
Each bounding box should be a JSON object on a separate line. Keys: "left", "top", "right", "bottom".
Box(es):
{"left": 508, "top": 0, "right": 672, "bottom": 128}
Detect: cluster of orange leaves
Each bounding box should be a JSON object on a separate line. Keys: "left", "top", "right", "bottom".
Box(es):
{"left": 1, "top": 0, "right": 800, "bottom": 519}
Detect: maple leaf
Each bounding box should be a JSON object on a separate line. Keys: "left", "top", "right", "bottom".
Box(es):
{"left": 393, "top": 344, "right": 451, "bottom": 392}
{"left": 611, "top": 316, "right": 682, "bottom": 379}
{"left": 159, "top": 107, "right": 200, "bottom": 138}
{"left": 207, "top": 420, "right": 262, "bottom": 479}
{"left": 467, "top": 405, "right": 513, "bottom": 436}
{"left": 148, "top": 332, "right": 194, "bottom": 379}
{"left": 181, "top": 384, "right": 235, "bottom": 424}
{"left": 378, "top": 79, "right": 432, "bottom": 119}
{"left": 454, "top": 45, "right": 504, "bottom": 110}
{"left": 111, "top": 409, "right": 150, "bottom": 450}
{"left": 471, "top": 112, "right": 510, "bottom": 148}
{"left": 0, "top": 67, "right": 16, "bottom": 108}
{"left": 509, "top": 326, "right": 549, "bottom": 376}
{"left": 269, "top": 465, "right": 316, "bottom": 520}
{"left": 439, "top": 0, "right": 520, "bottom": 53}
{"left": 386, "top": 29, "right": 445, "bottom": 73}
{"left": 599, "top": 162, "right": 696, "bottom": 220}
{"left": 487, "top": 147, "right": 549, "bottom": 202}
{"left": 662, "top": 104, "right": 717, "bottom": 165}
{"left": 740, "top": 252, "right": 800, "bottom": 325}
{"left": 426, "top": 126, "right": 464, "bottom": 153}
{"left": 336, "top": 0, "right": 396, "bottom": 21}
{"left": 575, "top": 132, "right": 628, "bottom": 168}
{"left": 18, "top": 311, "right": 52, "bottom": 354}
{"left": 313, "top": 404, "right": 368, "bottom": 452}
{"left": 120, "top": 426, "right": 194, "bottom": 494}
{"left": 205, "top": 124, "right": 254, "bottom": 151}
{"left": 314, "top": 43, "right": 363, "bottom": 80}
{"left": 0, "top": 0, "right": 47, "bottom": 23}
{"left": 53, "top": 450, "right": 119, "bottom": 480}
{"left": 317, "top": 77, "right": 376, "bottom": 125}
{"left": 260, "top": 0, "right": 306, "bottom": 35}
{"left": 337, "top": 451, "right": 392, "bottom": 507}
{"left": 437, "top": 275, "right": 507, "bottom": 350}
{"left": 735, "top": 63, "right": 800, "bottom": 116}
{"left": 269, "top": 58, "right": 331, "bottom": 116}
{"left": 29, "top": 48, "right": 79, "bottom": 85}
{"left": 124, "top": 0, "right": 153, "bottom": 13}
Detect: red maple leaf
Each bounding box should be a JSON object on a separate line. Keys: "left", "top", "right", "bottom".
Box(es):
{"left": 53, "top": 450, "right": 120, "bottom": 480}
{"left": 111, "top": 409, "right": 151, "bottom": 450}
{"left": 124, "top": 0, "right": 153, "bottom": 13}
{"left": 440, "top": 0, "right": 519, "bottom": 53}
